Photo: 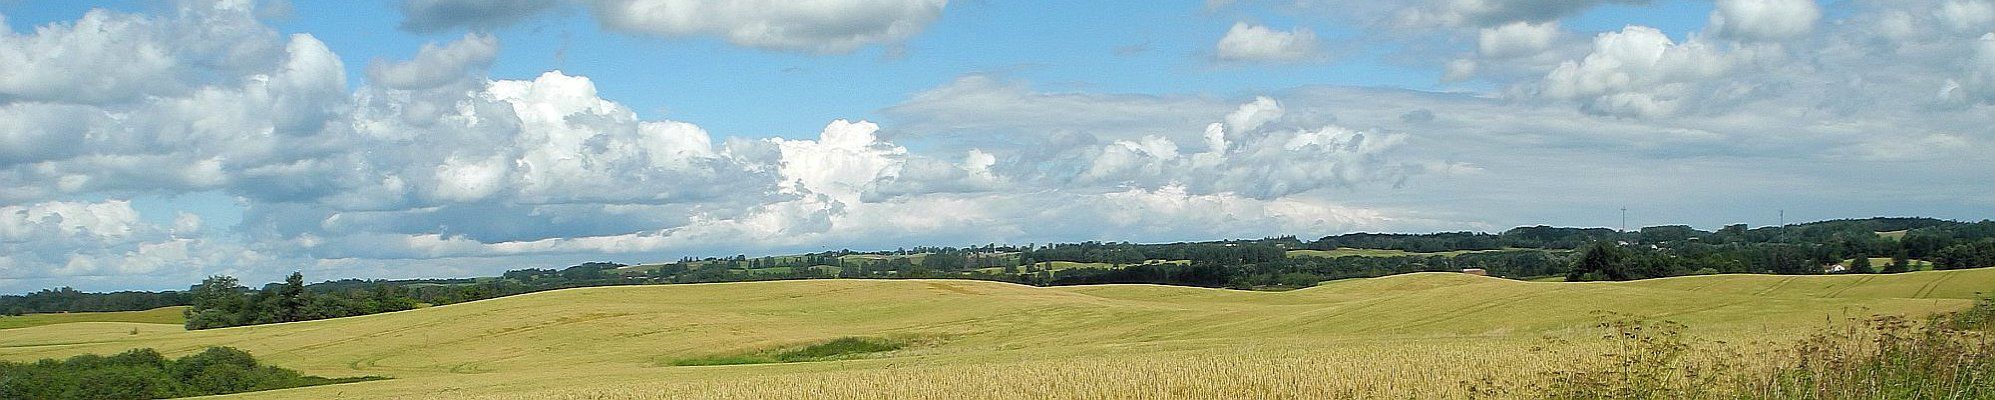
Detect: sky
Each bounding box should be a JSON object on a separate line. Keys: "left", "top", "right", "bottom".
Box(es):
{"left": 0, "top": 0, "right": 1991, "bottom": 293}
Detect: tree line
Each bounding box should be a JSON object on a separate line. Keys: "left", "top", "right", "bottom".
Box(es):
{"left": 180, "top": 263, "right": 646, "bottom": 330}
{"left": 11, "top": 217, "right": 1995, "bottom": 326}
{"left": 0, "top": 288, "right": 188, "bottom": 316}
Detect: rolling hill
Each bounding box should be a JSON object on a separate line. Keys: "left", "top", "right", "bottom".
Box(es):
{"left": 2, "top": 269, "right": 1990, "bottom": 399}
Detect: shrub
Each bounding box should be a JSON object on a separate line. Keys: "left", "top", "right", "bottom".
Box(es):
{"left": 1481, "top": 296, "right": 1995, "bottom": 399}
{"left": 0, "top": 346, "right": 385, "bottom": 400}
{"left": 668, "top": 337, "right": 908, "bottom": 366}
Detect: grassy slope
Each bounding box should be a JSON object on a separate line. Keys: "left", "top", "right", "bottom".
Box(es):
{"left": 0, "top": 306, "right": 187, "bottom": 329}
{"left": 0, "top": 271, "right": 1989, "bottom": 399}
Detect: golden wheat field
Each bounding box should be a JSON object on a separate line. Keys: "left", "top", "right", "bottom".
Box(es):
{"left": 2, "top": 269, "right": 1990, "bottom": 399}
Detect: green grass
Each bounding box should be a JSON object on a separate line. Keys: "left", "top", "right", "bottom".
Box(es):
{"left": 1285, "top": 248, "right": 1523, "bottom": 259}
{"left": 0, "top": 306, "right": 187, "bottom": 330}
{"left": 670, "top": 337, "right": 906, "bottom": 366}
{"left": 0, "top": 271, "right": 1988, "bottom": 399}
{"left": 1876, "top": 230, "right": 1909, "bottom": 240}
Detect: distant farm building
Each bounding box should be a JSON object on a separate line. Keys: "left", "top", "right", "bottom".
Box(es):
{"left": 1460, "top": 268, "right": 1487, "bottom": 276}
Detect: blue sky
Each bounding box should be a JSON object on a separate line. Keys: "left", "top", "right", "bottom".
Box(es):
{"left": 0, "top": 0, "right": 1990, "bottom": 292}
{"left": 3, "top": 0, "right": 1715, "bottom": 137}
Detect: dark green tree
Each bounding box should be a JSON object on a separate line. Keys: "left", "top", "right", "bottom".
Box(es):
{"left": 1567, "top": 241, "right": 1632, "bottom": 281}
{"left": 1884, "top": 254, "right": 1912, "bottom": 274}
{"left": 1848, "top": 256, "right": 1876, "bottom": 274}
{"left": 277, "top": 272, "right": 307, "bottom": 323}
{"left": 920, "top": 252, "right": 967, "bottom": 270}
{"left": 184, "top": 276, "right": 246, "bottom": 330}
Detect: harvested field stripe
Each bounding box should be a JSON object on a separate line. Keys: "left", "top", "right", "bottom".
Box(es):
{"left": 1754, "top": 276, "right": 1798, "bottom": 296}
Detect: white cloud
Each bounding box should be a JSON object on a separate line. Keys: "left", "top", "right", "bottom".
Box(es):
{"left": 773, "top": 120, "right": 906, "bottom": 203}
{"left": 1535, "top": 26, "right": 1747, "bottom": 117}
{"left": 9, "top": 0, "right": 1995, "bottom": 293}
{"left": 430, "top": 155, "right": 510, "bottom": 202}
{"left": 1443, "top": 59, "right": 1480, "bottom": 81}
{"left": 1955, "top": 33, "right": 1995, "bottom": 104}
{"left": 1215, "top": 23, "right": 1322, "bottom": 62}
{"left": 584, "top": 0, "right": 949, "bottom": 53}
{"left": 0, "top": 201, "right": 142, "bottom": 242}
{"left": 1710, "top": 0, "right": 1821, "bottom": 41}
{"left": 172, "top": 212, "right": 204, "bottom": 236}
{"left": 0, "top": 10, "right": 179, "bottom": 104}
{"left": 1479, "top": 21, "right": 1560, "bottom": 58}
{"left": 894, "top": 93, "right": 1415, "bottom": 200}
{"left": 1087, "top": 185, "right": 1403, "bottom": 237}
{"left": 367, "top": 33, "right": 499, "bottom": 90}
{"left": 0, "top": 3, "right": 352, "bottom": 204}
{"left": 1941, "top": 0, "right": 1995, "bottom": 33}
{"left": 0, "top": 200, "right": 252, "bottom": 283}
{"left": 1224, "top": 96, "right": 1284, "bottom": 133}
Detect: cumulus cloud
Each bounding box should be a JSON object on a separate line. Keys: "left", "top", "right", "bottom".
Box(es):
{"left": 291, "top": 86, "right": 1426, "bottom": 263}
{"left": 774, "top": 120, "right": 906, "bottom": 203}
{"left": 0, "top": 2, "right": 351, "bottom": 204}
{"left": 0, "top": 200, "right": 251, "bottom": 284}
{"left": 0, "top": 201, "right": 142, "bottom": 242}
{"left": 1215, "top": 22, "right": 1323, "bottom": 62}
{"left": 1478, "top": 21, "right": 1560, "bottom": 58}
{"left": 9, "top": 0, "right": 1995, "bottom": 293}
{"left": 1534, "top": 26, "right": 1749, "bottom": 117}
{"left": 301, "top": 69, "right": 782, "bottom": 253}
{"left": 0, "top": 10, "right": 180, "bottom": 104}
{"left": 892, "top": 87, "right": 1414, "bottom": 200}
{"left": 367, "top": 33, "right": 499, "bottom": 90}
{"left": 1709, "top": 0, "right": 1821, "bottom": 41}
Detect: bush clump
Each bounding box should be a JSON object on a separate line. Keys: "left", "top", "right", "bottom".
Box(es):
{"left": 0, "top": 347, "right": 384, "bottom": 400}
{"left": 670, "top": 337, "right": 906, "bottom": 366}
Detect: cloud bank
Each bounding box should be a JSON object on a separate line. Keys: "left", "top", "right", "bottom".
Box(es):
{"left": 0, "top": 0, "right": 1991, "bottom": 292}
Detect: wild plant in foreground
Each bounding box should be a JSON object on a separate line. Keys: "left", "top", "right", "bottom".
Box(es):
{"left": 1504, "top": 297, "right": 1995, "bottom": 400}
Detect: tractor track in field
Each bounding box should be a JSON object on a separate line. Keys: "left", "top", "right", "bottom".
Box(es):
{"left": 1826, "top": 275, "right": 1876, "bottom": 298}
{"left": 1753, "top": 276, "right": 1799, "bottom": 296}
{"left": 1914, "top": 271, "right": 1959, "bottom": 299}
{"left": 286, "top": 316, "right": 457, "bottom": 353}
{"left": 1394, "top": 288, "right": 1551, "bottom": 331}
{"left": 1653, "top": 299, "right": 1749, "bottom": 320}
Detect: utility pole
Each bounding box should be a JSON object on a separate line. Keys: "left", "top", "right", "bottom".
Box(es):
{"left": 1779, "top": 209, "right": 1787, "bottom": 243}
